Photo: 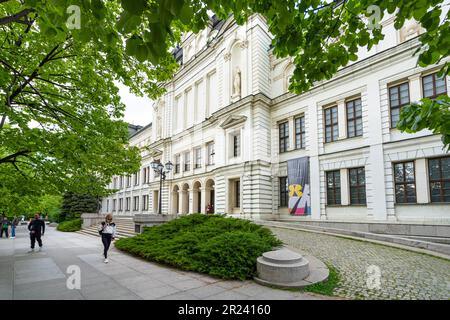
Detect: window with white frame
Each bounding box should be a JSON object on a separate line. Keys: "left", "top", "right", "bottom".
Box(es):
{"left": 125, "top": 197, "right": 131, "bottom": 211}
{"left": 422, "top": 72, "right": 447, "bottom": 99}
{"left": 279, "top": 121, "right": 289, "bottom": 153}
{"left": 142, "top": 195, "right": 149, "bottom": 211}
{"left": 231, "top": 132, "right": 241, "bottom": 157}
{"left": 175, "top": 154, "right": 181, "bottom": 173}
{"left": 184, "top": 151, "right": 190, "bottom": 171}
{"left": 207, "top": 142, "right": 215, "bottom": 165}
{"left": 346, "top": 98, "right": 363, "bottom": 138}
{"left": 324, "top": 106, "right": 338, "bottom": 143}
{"left": 389, "top": 82, "right": 410, "bottom": 128}
{"left": 295, "top": 116, "right": 305, "bottom": 149}
{"left": 194, "top": 147, "right": 202, "bottom": 169}
{"left": 133, "top": 196, "right": 139, "bottom": 211}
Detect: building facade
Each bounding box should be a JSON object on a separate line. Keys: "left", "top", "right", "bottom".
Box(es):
{"left": 102, "top": 13, "right": 450, "bottom": 224}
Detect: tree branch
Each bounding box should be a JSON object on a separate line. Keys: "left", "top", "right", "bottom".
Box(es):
{"left": 0, "top": 150, "right": 31, "bottom": 164}
{"left": 0, "top": 8, "right": 34, "bottom": 26}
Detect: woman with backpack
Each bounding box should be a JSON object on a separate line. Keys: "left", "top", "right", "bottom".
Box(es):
{"left": 98, "top": 214, "right": 117, "bottom": 263}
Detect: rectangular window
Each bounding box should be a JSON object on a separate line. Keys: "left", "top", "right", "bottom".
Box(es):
{"left": 233, "top": 133, "right": 241, "bottom": 157}
{"left": 279, "top": 122, "right": 289, "bottom": 153}
{"left": 324, "top": 106, "right": 338, "bottom": 143}
{"left": 393, "top": 161, "right": 417, "bottom": 203}
{"left": 346, "top": 98, "right": 363, "bottom": 137}
{"left": 142, "top": 168, "right": 148, "bottom": 184}
{"left": 120, "top": 176, "right": 124, "bottom": 189}
{"left": 142, "top": 195, "right": 149, "bottom": 211}
{"left": 134, "top": 172, "right": 139, "bottom": 186}
{"left": 279, "top": 177, "right": 289, "bottom": 207}
{"left": 422, "top": 73, "right": 447, "bottom": 99}
{"left": 194, "top": 147, "right": 202, "bottom": 169}
{"left": 295, "top": 116, "right": 305, "bottom": 149}
{"left": 106, "top": 200, "right": 109, "bottom": 212}
{"left": 207, "top": 142, "right": 215, "bottom": 165}
{"left": 125, "top": 197, "right": 130, "bottom": 211}
{"left": 389, "top": 82, "right": 410, "bottom": 128}
{"left": 326, "top": 170, "right": 341, "bottom": 205}
{"left": 112, "top": 199, "right": 117, "bottom": 211}
{"left": 184, "top": 152, "right": 190, "bottom": 171}
{"left": 428, "top": 157, "right": 450, "bottom": 203}
{"left": 113, "top": 177, "right": 118, "bottom": 189}
{"left": 235, "top": 180, "right": 240, "bottom": 208}
{"left": 126, "top": 175, "right": 131, "bottom": 187}
{"left": 119, "top": 198, "right": 123, "bottom": 211}
{"left": 349, "top": 167, "right": 366, "bottom": 205}
{"left": 133, "top": 196, "right": 139, "bottom": 211}
{"left": 175, "top": 154, "right": 181, "bottom": 174}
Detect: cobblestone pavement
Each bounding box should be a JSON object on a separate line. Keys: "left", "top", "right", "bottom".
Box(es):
{"left": 269, "top": 227, "right": 450, "bottom": 300}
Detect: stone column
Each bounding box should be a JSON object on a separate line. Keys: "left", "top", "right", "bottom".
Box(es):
{"left": 186, "top": 188, "right": 194, "bottom": 213}
{"left": 288, "top": 116, "right": 295, "bottom": 151}
{"left": 408, "top": 74, "right": 422, "bottom": 102}
{"left": 189, "top": 189, "right": 194, "bottom": 214}
{"left": 179, "top": 190, "right": 184, "bottom": 214}
{"left": 415, "top": 158, "right": 430, "bottom": 204}
{"left": 200, "top": 187, "right": 206, "bottom": 214}
{"left": 340, "top": 168, "right": 350, "bottom": 205}
{"left": 366, "top": 79, "right": 388, "bottom": 220}
{"left": 337, "top": 99, "right": 347, "bottom": 140}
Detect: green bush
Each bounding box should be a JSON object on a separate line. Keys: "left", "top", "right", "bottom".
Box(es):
{"left": 56, "top": 218, "right": 82, "bottom": 232}
{"left": 115, "top": 214, "right": 282, "bottom": 280}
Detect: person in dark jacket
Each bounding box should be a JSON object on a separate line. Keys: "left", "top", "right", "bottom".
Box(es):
{"left": 28, "top": 213, "right": 45, "bottom": 252}
{"left": 0, "top": 215, "right": 9, "bottom": 238}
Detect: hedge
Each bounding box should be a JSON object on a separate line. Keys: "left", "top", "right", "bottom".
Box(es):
{"left": 56, "top": 218, "right": 82, "bottom": 232}
{"left": 115, "top": 214, "right": 283, "bottom": 280}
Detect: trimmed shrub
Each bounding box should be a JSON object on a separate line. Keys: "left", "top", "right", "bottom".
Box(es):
{"left": 56, "top": 218, "right": 82, "bottom": 232}
{"left": 115, "top": 214, "right": 282, "bottom": 280}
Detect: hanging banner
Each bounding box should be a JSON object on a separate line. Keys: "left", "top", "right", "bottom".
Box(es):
{"left": 287, "top": 156, "right": 311, "bottom": 216}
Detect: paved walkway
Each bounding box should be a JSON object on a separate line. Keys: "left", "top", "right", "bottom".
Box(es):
{"left": 269, "top": 227, "right": 450, "bottom": 300}
{"left": 0, "top": 226, "right": 326, "bottom": 300}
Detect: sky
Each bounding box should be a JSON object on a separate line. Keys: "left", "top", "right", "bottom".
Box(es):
{"left": 117, "top": 82, "right": 154, "bottom": 127}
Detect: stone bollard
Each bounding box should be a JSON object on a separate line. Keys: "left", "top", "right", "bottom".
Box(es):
{"left": 254, "top": 247, "right": 328, "bottom": 288}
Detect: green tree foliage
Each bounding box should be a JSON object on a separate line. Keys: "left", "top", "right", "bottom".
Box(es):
{"left": 398, "top": 95, "right": 450, "bottom": 151}
{"left": 0, "top": 0, "right": 179, "bottom": 212}
{"left": 59, "top": 192, "right": 99, "bottom": 222}
{"left": 1, "top": 0, "right": 449, "bottom": 211}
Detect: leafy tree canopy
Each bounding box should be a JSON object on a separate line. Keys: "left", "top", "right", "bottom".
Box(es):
{"left": 0, "top": 0, "right": 449, "bottom": 213}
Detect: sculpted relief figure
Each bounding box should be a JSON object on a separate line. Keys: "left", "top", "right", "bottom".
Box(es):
{"left": 232, "top": 66, "right": 241, "bottom": 98}
{"left": 154, "top": 99, "right": 163, "bottom": 139}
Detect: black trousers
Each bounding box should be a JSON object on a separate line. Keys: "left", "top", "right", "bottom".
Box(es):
{"left": 30, "top": 232, "right": 42, "bottom": 248}
{"left": 101, "top": 233, "right": 112, "bottom": 258}
{"left": 0, "top": 228, "right": 8, "bottom": 238}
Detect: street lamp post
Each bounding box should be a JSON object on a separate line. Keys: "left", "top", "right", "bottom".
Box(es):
{"left": 150, "top": 160, "right": 173, "bottom": 215}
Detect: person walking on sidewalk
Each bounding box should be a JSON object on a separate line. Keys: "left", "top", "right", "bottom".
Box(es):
{"left": 98, "top": 214, "right": 117, "bottom": 263}
{"left": 10, "top": 216, "right": 19, "bottom": 239}
{"left": 28, "top": 213, "right": 45, "bottom": 252}
{"left": 0, "top": 215, "right": 9, "bottom": 238}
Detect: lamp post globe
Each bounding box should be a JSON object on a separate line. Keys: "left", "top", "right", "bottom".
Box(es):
{"left": 150, "top": 161, "right": 159, "bottom": 171}
{"left": 165, "top": 161, "right": 173, "bottom": 172}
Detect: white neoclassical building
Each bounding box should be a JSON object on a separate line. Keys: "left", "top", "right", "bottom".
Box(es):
{"left": 102, "top": 13, "right": 450, "bottom": 225}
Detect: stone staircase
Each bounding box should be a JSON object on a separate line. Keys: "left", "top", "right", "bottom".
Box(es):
{"left": 77, "top": 217, "right": 136, "bottom": 239}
